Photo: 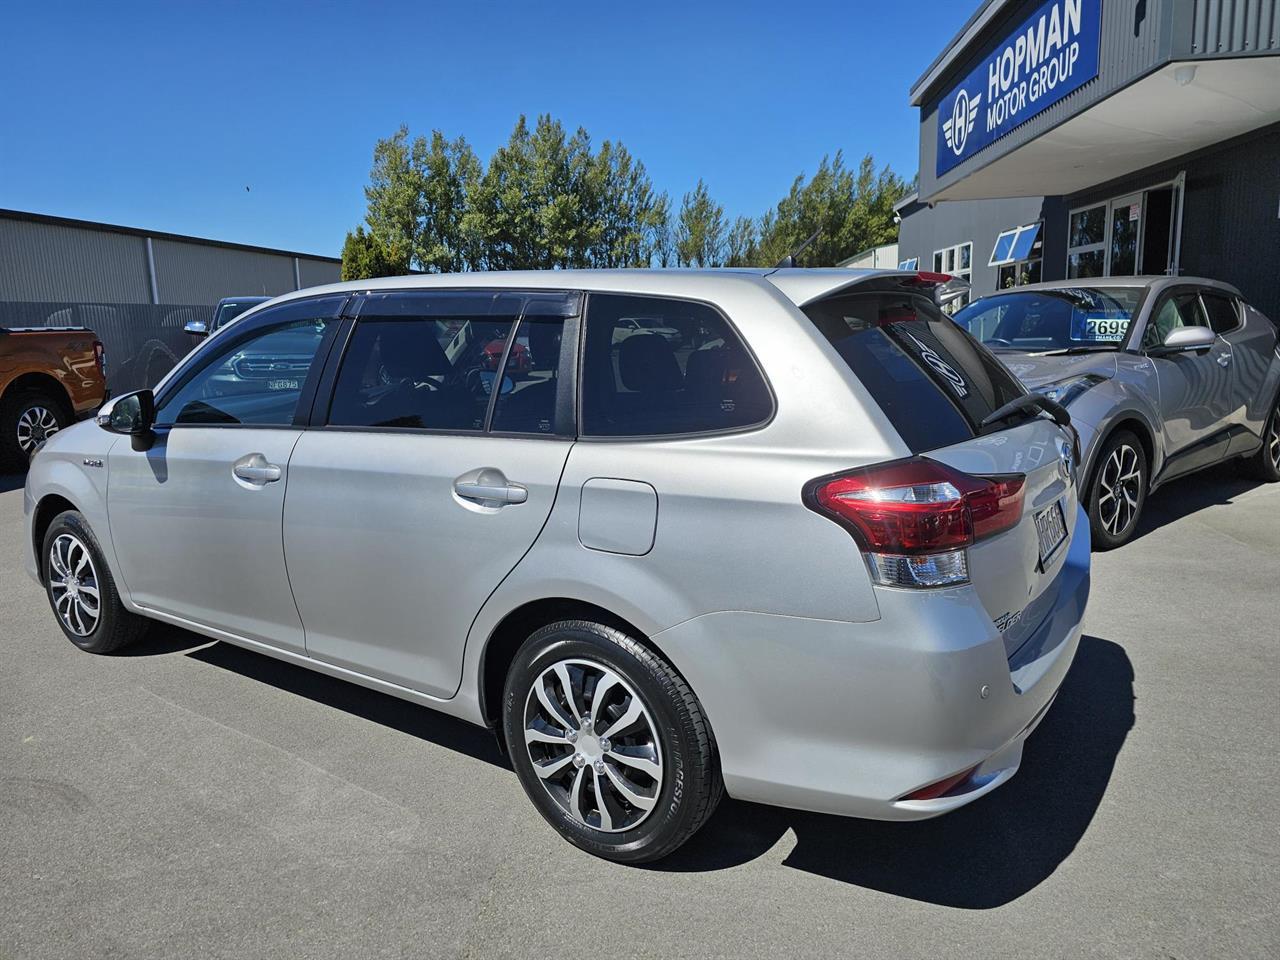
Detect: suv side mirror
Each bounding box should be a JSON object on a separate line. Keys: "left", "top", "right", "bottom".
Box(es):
{"left": 1152, "top": 325, "right": 1216, "bottom": 354}
{"left": 184, "top": 319, "right": 210, "bottom": 338}
{"left": 96, "top": 389, "right": 156, "bottom": 450}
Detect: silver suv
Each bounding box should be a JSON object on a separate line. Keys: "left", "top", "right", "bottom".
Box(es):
{"left": 23, "top": 269, "right": 1089, "bottom": 863}
{"left": 953, "top": 278, "right": 1280, "bottom": 548}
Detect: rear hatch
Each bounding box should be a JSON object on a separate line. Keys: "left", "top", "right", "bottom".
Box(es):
{"left": 801, "top": 279, "right": 1079, "bottom": 660}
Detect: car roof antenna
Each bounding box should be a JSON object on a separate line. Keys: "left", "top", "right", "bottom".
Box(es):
{"left": 773, "top": 228, "right": 821, "bottom": 269}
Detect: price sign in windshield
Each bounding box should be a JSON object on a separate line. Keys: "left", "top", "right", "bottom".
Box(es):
{"left": 1071, "top": 314, "right": 1129, "bottom": 343}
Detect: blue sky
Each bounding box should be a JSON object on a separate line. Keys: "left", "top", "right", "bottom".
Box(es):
{"left": 1, "top": 0, "right": 974, "bottom": 257}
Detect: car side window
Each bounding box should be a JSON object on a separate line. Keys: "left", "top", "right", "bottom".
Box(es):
{"left": 327, "top": 290, "right": 577, "bottom": 432}
{"left": 155, "top": 297, "right": 345, "bottom": 427}
{"left": 1201, "top": 293, "right": 1240, "bottom": 334}
{"left": 580, "top": 293, "right": 772, "bottom": 437}
{"left": 1143, "top": 292, "right": 1210, "bottom": 351}
{"left": 489, "top": 308, "right": 570, "bottom": 435}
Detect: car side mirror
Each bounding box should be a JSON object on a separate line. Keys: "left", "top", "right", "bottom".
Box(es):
{"left": 1153, "top": 325, "right": 1216, "bottom": 354}
{"left": 96, "top": 389, "right": 156, "bottom": 450}
{"left": 184, "top": 319, "right": 210, "bottom": 338}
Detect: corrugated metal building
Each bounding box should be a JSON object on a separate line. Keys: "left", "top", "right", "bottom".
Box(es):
{"left": 897, "top": 0, "right": 1280, "bottom": 319}
{"left": 0, "top": 209, "right": 341, "bottom": 391}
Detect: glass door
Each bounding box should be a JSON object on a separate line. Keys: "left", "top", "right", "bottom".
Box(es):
{"left": 1107, "top": 193, "right": 1143, "bottom": 277}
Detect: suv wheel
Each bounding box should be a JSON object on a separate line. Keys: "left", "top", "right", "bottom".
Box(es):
{"left": 1242, "top": 395, "right": 1280, "bottom": 482}
{"left": 42, "top": 511, "right": 150, "bottom": 654}
{"left": 503, "top": 620, "right": 722, "bottom": 863}
{"left": 1088, "top": 430, "right": 1147, "bottom": 550}
{"left": 1, "top": 390, "right": 71, "bottom": 469}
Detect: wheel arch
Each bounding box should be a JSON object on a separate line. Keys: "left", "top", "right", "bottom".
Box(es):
{"left": 3, "top": 371, "right": 75, "bottom": 417}
{"left": 32, "top": 493, "right": 80, "bottom": 580}
{"left": 477, "top": 597, "right": 684, "bottom": 731}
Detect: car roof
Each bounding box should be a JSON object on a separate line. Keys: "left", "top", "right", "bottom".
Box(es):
{"left": 258, "top": 267, "right": 910, "bottom": 312}
{"left": 973, "top": 276, "right": 1242, "bottom": 298}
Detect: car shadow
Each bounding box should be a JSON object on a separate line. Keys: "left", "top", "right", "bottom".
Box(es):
{"left": 0, "top": 473, "right": 25, "bottom": 493}
{"left": 186, "top": 640, "right": 509, "bottom": 770}
{"left": 113, "top": 625, "right": 212, "bottom": 657}
{"left": 1128, "top": 461, "right": 1260, "bottom": 545}
{"left": 649, "top": 635, "right": 1134, "bottom": 908}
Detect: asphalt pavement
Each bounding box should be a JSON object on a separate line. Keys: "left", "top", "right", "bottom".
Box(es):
{"left": 1, "top": 464, "right": 1277, "bottom": 959}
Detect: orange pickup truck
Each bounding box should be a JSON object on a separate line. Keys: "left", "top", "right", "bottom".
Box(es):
{"left": 0, "top": 326, "right": 107, "bottom": 469}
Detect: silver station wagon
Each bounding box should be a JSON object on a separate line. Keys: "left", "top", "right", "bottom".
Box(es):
{"left": 24, "top": 269, "right": 1090, "bottom": 862}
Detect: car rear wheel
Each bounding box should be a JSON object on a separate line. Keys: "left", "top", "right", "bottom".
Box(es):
{"left": 503, "top": 620, "right": 722, "bottom": 863}
{"left": 1242, "top": 396, "right": 1280, "bottom": 483}
{"left": 0, "top": 389, "right": 71, "bottom": 469}
{"left": 1088, "top": 430, "right": 1147, "bottom": 550}
{"left": 42, "top": 511, "right": 150, "bottom": 654}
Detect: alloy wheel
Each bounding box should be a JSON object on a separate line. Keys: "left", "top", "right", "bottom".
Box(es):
{"left": 523, "top": 658, "right": 663, "bottom": 834}
{"left": 1269, "top": 408, "right": 1280, "bottom": 472}
{"left": 17, "top": 405, "right": 61, "bottom": 457}
{"left": 48, "top": 534, "right": 101, "bottom": 637}
{"left": 1097, "top": 443, "right": 1142, "bottom": 537}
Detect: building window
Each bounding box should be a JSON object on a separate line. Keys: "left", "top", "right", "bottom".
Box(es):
{"left": 932, "top": 242, "right": 972, "bottom": 312}
{"left": 898, "top": 257, "right": 918, "bottom": 270}
{"left": 990, "top": 221, "right": 1043, "bottom": 288}
{"left": 1068, "top": 205, "right": 1107, "bottom": 278}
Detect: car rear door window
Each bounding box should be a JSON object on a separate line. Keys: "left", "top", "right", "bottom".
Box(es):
{"left": 580, "top": 294, "right": 772, "bottom": 437}
{"left": 489, "top": 305, "right": 571, "bottom": 435}
{"left": 328, "top": 290, "right": 579, "bottom": 433}
{"left": 803, "top": 290, "right": 1024, "bottom": 452}
{"left": 1201, "top": 292, "right": 1241, "bottom": 334}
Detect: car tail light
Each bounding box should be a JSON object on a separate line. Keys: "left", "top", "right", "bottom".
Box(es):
{"left": 93, "top": 340, "right": 106, "bottom": 376}
{"left": 900, "top": 764, "right": 980, "bottom": 801}
{"left": 804, "top": 457, "right": 1025, "bottom": 588}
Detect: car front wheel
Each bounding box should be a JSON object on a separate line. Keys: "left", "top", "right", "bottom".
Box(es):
{"left": 1088, "top": 430, "right": 1148, "bottom": 550}
{"left": 503, "top": 620, "right": 722, "bottom": 863}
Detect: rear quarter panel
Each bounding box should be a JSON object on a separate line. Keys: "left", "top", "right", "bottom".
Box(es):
{"left": 0, "top": 331, "right": 106, "bottom": 414}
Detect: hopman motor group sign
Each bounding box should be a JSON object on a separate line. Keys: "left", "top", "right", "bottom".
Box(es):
{"left": 936, "top": 0, "right": 1102, "bottom": 176}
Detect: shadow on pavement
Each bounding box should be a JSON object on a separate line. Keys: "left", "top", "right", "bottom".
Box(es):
{"left": 0, "top": 473, "right": 25, "bottom": 494}
{"left": 652, "top": 635, "right": 1135, "bottom": 908}
{"left": 114, "top": 625, "right": 212, "bottom": 657}
{"left": 187, "top": 640, "right": 509, "bottom": 770}
{"left": 1127, "top": 461, "right": 1259, "bottom": 545}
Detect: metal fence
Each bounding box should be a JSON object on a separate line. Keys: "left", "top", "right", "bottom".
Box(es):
{"left": 1, "top": 301, "right": 212, "bottom": 394}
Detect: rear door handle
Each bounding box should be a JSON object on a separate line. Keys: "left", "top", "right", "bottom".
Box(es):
{"left": 453, "top": 468, "right": 528, "bottom": 505}
{"left": 233, "top": 453, "right": 282, "bottom": 484}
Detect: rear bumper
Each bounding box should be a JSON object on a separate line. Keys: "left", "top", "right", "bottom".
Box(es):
{"left": 652, "top": 505, "right": 1091, "bottom": 821}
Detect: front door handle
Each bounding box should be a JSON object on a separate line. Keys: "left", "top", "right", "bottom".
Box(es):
{"left": 233, "top": 453, "right": 282, "bottom": 484}
{"left": 453, "top": 468, "right": 528, "bottom": 505}
{"left": 1216, "top": 352, "right": 1232, "bottom": 367}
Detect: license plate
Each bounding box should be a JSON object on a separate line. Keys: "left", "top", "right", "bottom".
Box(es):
{"left": 1035, "top": 500, "right": 1068, "bottom": 565}
{"left": 268, "top": 378, "right": 299, "bottom": 391}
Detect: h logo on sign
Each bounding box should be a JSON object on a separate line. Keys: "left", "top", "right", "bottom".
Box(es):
{"left": 943, "top": 88, "right": 982, "bottom": 156}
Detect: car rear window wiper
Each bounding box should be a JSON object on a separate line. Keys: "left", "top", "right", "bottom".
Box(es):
{"left": 980, "top": 392, "right": 1071, "bottom": 430}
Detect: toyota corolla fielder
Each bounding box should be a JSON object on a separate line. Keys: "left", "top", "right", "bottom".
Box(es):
{"left": 24, "top": 268, "right": 1090, "bottom": 862}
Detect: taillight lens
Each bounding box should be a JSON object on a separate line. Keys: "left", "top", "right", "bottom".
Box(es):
{"left": 804, "top": 457, "right": 1025, "bottom": 588}
{"left": 93, "top": 340, "right": 106, "bottom": 376}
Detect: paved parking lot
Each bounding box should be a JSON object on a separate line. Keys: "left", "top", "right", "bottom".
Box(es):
{"left": 2, "top": 465, "right": 1277, "bottom": 960}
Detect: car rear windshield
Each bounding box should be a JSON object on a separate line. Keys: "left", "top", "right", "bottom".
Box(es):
{"left": 803, "top": 290, "right": 1025, "bottom": 452}
{"left": 951, "top": 287, "right": 1144, "bottom": 353}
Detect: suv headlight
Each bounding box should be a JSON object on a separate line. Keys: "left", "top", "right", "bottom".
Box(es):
{"left": 1036, "top": 373, "right": 1109, "bottom": 407}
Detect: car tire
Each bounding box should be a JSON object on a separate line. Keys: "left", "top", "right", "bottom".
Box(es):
{"left": 42, "top": 510, "right": 150, "bottom": 654}
{"left": 0, "top": 389, "right": 71, "bottom": 470}
{"left": 1241, "top": 395, "right": 1280, "bottom": 483}
{"left": 503, "top": 620, "right": 723, "bottom": 863}
{"left": 1088, "top": 429, "right": 1148, "bottom": 550}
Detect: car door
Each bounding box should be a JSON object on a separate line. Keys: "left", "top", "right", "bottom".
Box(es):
{"left": 282, "top": 289, "right": 578, "bottom": 698}
{"left": 1139, "top": 287, "right": 1234, "bottom": 470}
{"left": 1201, "top": 290, "right": 1277, "bottom": 454}
{"left": 106, "top": 295, "right": 348, "bottom": 651}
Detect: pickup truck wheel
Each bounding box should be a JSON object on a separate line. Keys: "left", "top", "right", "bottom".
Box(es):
{"left": 503, "top": 620, "right": 723, "bottom": 863}
{"left": 42, "top": 511, "right": 150, "bottom": 654}
{"left": 1, "top": 390, "right": 71, "bottom": 469}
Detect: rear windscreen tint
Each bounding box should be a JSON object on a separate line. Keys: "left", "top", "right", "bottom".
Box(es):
{"left": 803, "top": 291, "right": 1025, "bottom": 452}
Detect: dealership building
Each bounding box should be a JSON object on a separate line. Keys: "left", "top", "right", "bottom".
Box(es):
{"left": 898, "top": 0, "right": 1280, "bottom": 318}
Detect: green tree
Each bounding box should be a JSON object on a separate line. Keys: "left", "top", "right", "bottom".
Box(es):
{"left": 724, "top": 215, "right": 758, "bottom": 267}
{"left": 754, "top": 152, "right": 911, "bottom": 267}
{"left": 676, "top": 179, "right": 726, "bottom": 267}
{"left": 414, "top": 131, "right": 482, "bottom": 273}
{"left": 340, "top": 226, "right": 403, "bottom": 280}
{"left": 361, "top": 125, "right": 421, "bottom": 272}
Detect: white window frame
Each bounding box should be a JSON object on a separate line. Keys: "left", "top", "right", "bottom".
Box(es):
{"left": 898, "top": 257, "right": 919, "bottom": 270}
{"left": 989, "top": 222, "right": 1041, "bottom": 267}
{"left": 1067, "top": 173, "right": 1185, "bottom": 279}
{"left": 932, "top": 242, "right": 972, "bottom": 313}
